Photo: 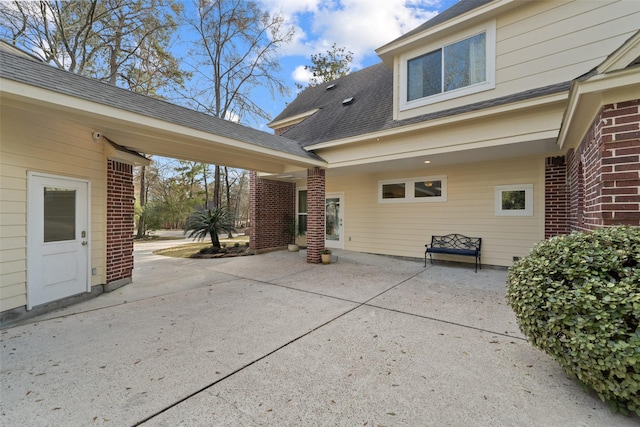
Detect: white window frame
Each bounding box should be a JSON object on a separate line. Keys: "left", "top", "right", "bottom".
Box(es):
{"left": 495, "top": 184, "right": 533, "bottom": 216}
{"left": 399, "top": 20, "right": 496, "bottom": 111}
{"left": 379, "top": 176, "right": 447, "bottom": 203}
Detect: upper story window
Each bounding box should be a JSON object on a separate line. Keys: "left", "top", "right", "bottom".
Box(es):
{"left": 400, "top": 21, "right": 496, "bottom": 111}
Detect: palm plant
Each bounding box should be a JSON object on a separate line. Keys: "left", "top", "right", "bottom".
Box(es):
{"left": 184, "top": 207, "right": 236, "bottom": 249}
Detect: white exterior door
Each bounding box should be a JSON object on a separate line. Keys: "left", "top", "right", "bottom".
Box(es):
{"left": 27, "top": 173, "right": 90, "bottom": 309}
{"left": 325, "top": 193, "right": 344, "bottom": 249}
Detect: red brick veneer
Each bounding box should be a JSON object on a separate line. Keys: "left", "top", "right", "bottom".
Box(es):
{"left": 545, "top": 156, "right": 569, "bottom": 238}
{"left": 249, "top": 172, "right": 296, "bottom": 251}
{"left": 306, "top": 167, "right": 325, "bottom": 263}
{"left": 106, "top": 160, "right": 134, "bottom": 284}
{"left": 565, "top": 100, "right": 640, "bottom": 231}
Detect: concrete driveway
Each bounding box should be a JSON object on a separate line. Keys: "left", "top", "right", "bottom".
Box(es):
{"left": 1, "top": 241, "right": 636, "bottom": 426}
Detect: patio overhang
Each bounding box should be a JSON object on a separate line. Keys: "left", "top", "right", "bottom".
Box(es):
{"left": 0, "top": 78, "right": 327, "bottom": 174}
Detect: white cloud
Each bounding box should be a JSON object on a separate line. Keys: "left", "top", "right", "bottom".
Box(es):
{"left": 261, "top": 0, "right": 442, "bottom": 64}
{"left": 292, "top": 64, "right": 314, "bottom": 84}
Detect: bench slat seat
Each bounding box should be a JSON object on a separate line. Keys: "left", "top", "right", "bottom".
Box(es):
{"left": 425, "top": 234, "right": 482, "bottom": 272}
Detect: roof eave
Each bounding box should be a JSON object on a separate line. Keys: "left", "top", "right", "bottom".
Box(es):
{"left": 376, "top": 0, "right": 515, "bottom": 67}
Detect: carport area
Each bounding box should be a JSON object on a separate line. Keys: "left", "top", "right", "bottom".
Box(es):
{"left": 1, "top": 242, "right": 635, "bottom": 426}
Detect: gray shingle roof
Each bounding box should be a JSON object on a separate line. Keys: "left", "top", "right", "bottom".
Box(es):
{"left": 278, "top": 61, "right": 571, "bottom": 147}
{"left": 0, "top": 46, "right": 319, "bottom": 161}
{"left": 273, "top": 63, "right": 394, "bottom": 146}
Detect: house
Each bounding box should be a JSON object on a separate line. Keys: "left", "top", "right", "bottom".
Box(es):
{"left": 259, "top": 0, "right": 640, "bottom": 266}
{"left": 1, "top": 0, "right": 639, "bottom": 321}
{"left": 0, "top": 43, "right": 324, "bottom": 321}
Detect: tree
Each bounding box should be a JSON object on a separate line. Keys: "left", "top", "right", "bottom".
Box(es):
{"left": 299, "top": 43, "right": 354, "bottom": 89}
{"left": 183, "top": 0, "right": 294, "bottom": 207}
{"left": 0, "top": 0, "right": 188, "bottom": 93}
{"left": 184, "top": 207, "right": 236, "bottom": 249}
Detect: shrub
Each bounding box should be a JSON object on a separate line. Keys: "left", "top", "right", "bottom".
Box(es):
{"left": 506, "top": 226, "right": 640, "bottom": 415}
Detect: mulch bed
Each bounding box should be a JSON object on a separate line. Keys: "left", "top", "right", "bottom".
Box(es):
{"left": 190, "top": 245, "right": 253, "bottom": 259}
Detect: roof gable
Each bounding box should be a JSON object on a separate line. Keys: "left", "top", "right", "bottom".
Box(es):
{"left": 276, "top": 63, "right": 393, "bottom": 147}
{"left": 0, "top": 46, "right": 319, "bottom": 162}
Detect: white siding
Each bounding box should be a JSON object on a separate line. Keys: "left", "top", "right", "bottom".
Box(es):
{"left": 397, "top": 0, "right": 640, "bottom": 120}
{"left": 325, "top": 156, "right": 545, "bottom": 267}
{"left": 0, "top": 104, "right": 106, "bottom": 312}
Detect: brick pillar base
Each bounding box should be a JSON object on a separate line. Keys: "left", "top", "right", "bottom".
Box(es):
{"left": 306, "top": 167, "right": 325, "bottom": 263}
{"left": 106, "top": 160, "right": 134, "bottom": 287}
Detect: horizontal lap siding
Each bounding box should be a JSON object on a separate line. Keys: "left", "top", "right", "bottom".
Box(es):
{"left": 399, "top": 0, "right": 640, "bottom": 120}
{"left": 327, "top": 157, "right": 544, "bottom": 266}
{"left": 0, "top": 105, "right": 106, "bottom": 312}
{"left": 496, "top": 1, "right": 640, "bottom": 94}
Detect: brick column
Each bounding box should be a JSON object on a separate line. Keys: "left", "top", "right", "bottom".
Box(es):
{"left": 545, "top": 156, "right": 569, "bottom": 238}
{"left": 249, "top": 172, "right": 295, "bottom": 252}
{"left": 106, "top": 160, "right": 134, "bottom": 290}
{"left": 600, "top": 101, "right": 640, "bottom": 226}
{"left": 566, "top": 100, "right": 640, "bottom": 231}
{"left": 306, "top": 167, "right": 325, "bottom": 263}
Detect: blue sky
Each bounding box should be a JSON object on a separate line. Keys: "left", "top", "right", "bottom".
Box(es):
{"left": 219, "top": 0, "right": 460, "bottom": 130}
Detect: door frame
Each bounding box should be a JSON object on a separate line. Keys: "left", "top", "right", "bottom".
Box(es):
{"left": 325, "top": 192, "right": 344, "bottom": 249}
{"left": 27, "top": 171, "right": 91, "bottom": 310}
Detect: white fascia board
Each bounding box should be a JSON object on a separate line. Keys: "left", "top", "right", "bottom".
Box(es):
{"left": 325, "top": 130, "right": 560, "bottom": 169}
{"left": 376, "top": 0, "right": 513, "bottom": 58}
{"left": 304, "top": 91, "right": 568, "bottom": 151}
{"left": 268, "top": 109, "right": 319, "bottom": 129}
{"left": 1, "top": 79, "right": 326, "bottom": 168}
{"left": 557, "top": 67, "right": 640, "bottom": 150}
{"left": 597, "top": 30, "right": 640, "bottom": 74}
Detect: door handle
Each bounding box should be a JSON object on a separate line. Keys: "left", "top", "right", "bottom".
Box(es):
{"left": 82, "top": 241, "right": 88, "bottom": 246}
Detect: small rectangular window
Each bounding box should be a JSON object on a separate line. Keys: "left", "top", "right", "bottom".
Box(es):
{"left": 415, "top": 180, "right": 442, "bottom": 198}
{"left": 380, "top": 176, "right": 447, "bottom": 203}
{"left": 495, "top": 184, "right": 533, "bottom": 216}
{"left": 382, "top": 183, "right": 405, "bottom": 199}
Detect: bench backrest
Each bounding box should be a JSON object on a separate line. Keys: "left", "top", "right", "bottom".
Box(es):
{"left": 431, "top": 234, "right": 481, "bottom": 251}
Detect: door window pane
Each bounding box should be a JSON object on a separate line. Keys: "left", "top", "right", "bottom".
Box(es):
{"left": 44, "top": 187, "right": 76, "bottom": 242}
{"left": 325, "top": 198, "right": 340, "bottom": 241}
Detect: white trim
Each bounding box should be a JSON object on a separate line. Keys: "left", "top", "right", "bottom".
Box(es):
{"left": 399, "top": 20, "right": 496, "bottom": 112}
{"left": 495, "top": 184, "right": 533, "bottom": 217}
{"left": 325, "top": 192, "right": 344, "bottom": 249}
{"left": 379, "top": 175, "right": 448, "bottom": 203}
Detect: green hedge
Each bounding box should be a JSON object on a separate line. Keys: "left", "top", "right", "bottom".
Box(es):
{"left": 506, "top": 226, "right": 640, "bottom": 415}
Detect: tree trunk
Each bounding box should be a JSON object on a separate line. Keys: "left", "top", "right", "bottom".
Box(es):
{"left": 136, "top": 165, "right": 146, "bottom": 238}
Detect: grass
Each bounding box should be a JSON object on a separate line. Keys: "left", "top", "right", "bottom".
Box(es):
{"left": 154, "top": 235, "right": 250, "bottom": 258}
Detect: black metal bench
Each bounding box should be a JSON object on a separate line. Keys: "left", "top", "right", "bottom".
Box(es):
{"left": 425, "top": 234, "right": 482, "bottom": 272}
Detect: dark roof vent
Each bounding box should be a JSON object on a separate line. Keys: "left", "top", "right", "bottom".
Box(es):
{"left": 326, "top": 84, "right": 336, "bottom": 90}
{"left": 342, "top": 97, "right": 354, "bottom": 105}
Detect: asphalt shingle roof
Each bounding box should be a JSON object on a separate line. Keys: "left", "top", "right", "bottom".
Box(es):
{"left": 278, "top": 61, "right": 571, "bottom": 147}
{"left": 0, "top": 46, "right": 319, "bottom": 161}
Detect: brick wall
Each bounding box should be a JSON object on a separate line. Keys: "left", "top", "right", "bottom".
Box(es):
{"left": 106, "top": 160, "right": 134, "bottom": 284}
{"left": 249, "top": 172, "right": 296, "bottom": 251}
{"left": 566, "top": 100, "right": 640, "bottom": 231}
{"left": 306, "top": 167, "right": 325, "bottom": 263}
{"left": 545, "top": 156, "right": 569, "bottom": 238}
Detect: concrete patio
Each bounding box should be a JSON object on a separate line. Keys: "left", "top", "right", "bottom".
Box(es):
{"left": 1, "top": 240, "right": 636, "bottom": 426}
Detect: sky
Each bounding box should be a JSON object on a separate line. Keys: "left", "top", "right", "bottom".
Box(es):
{"left": 235, "top": 0, "right": 461, "bottom": 130}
